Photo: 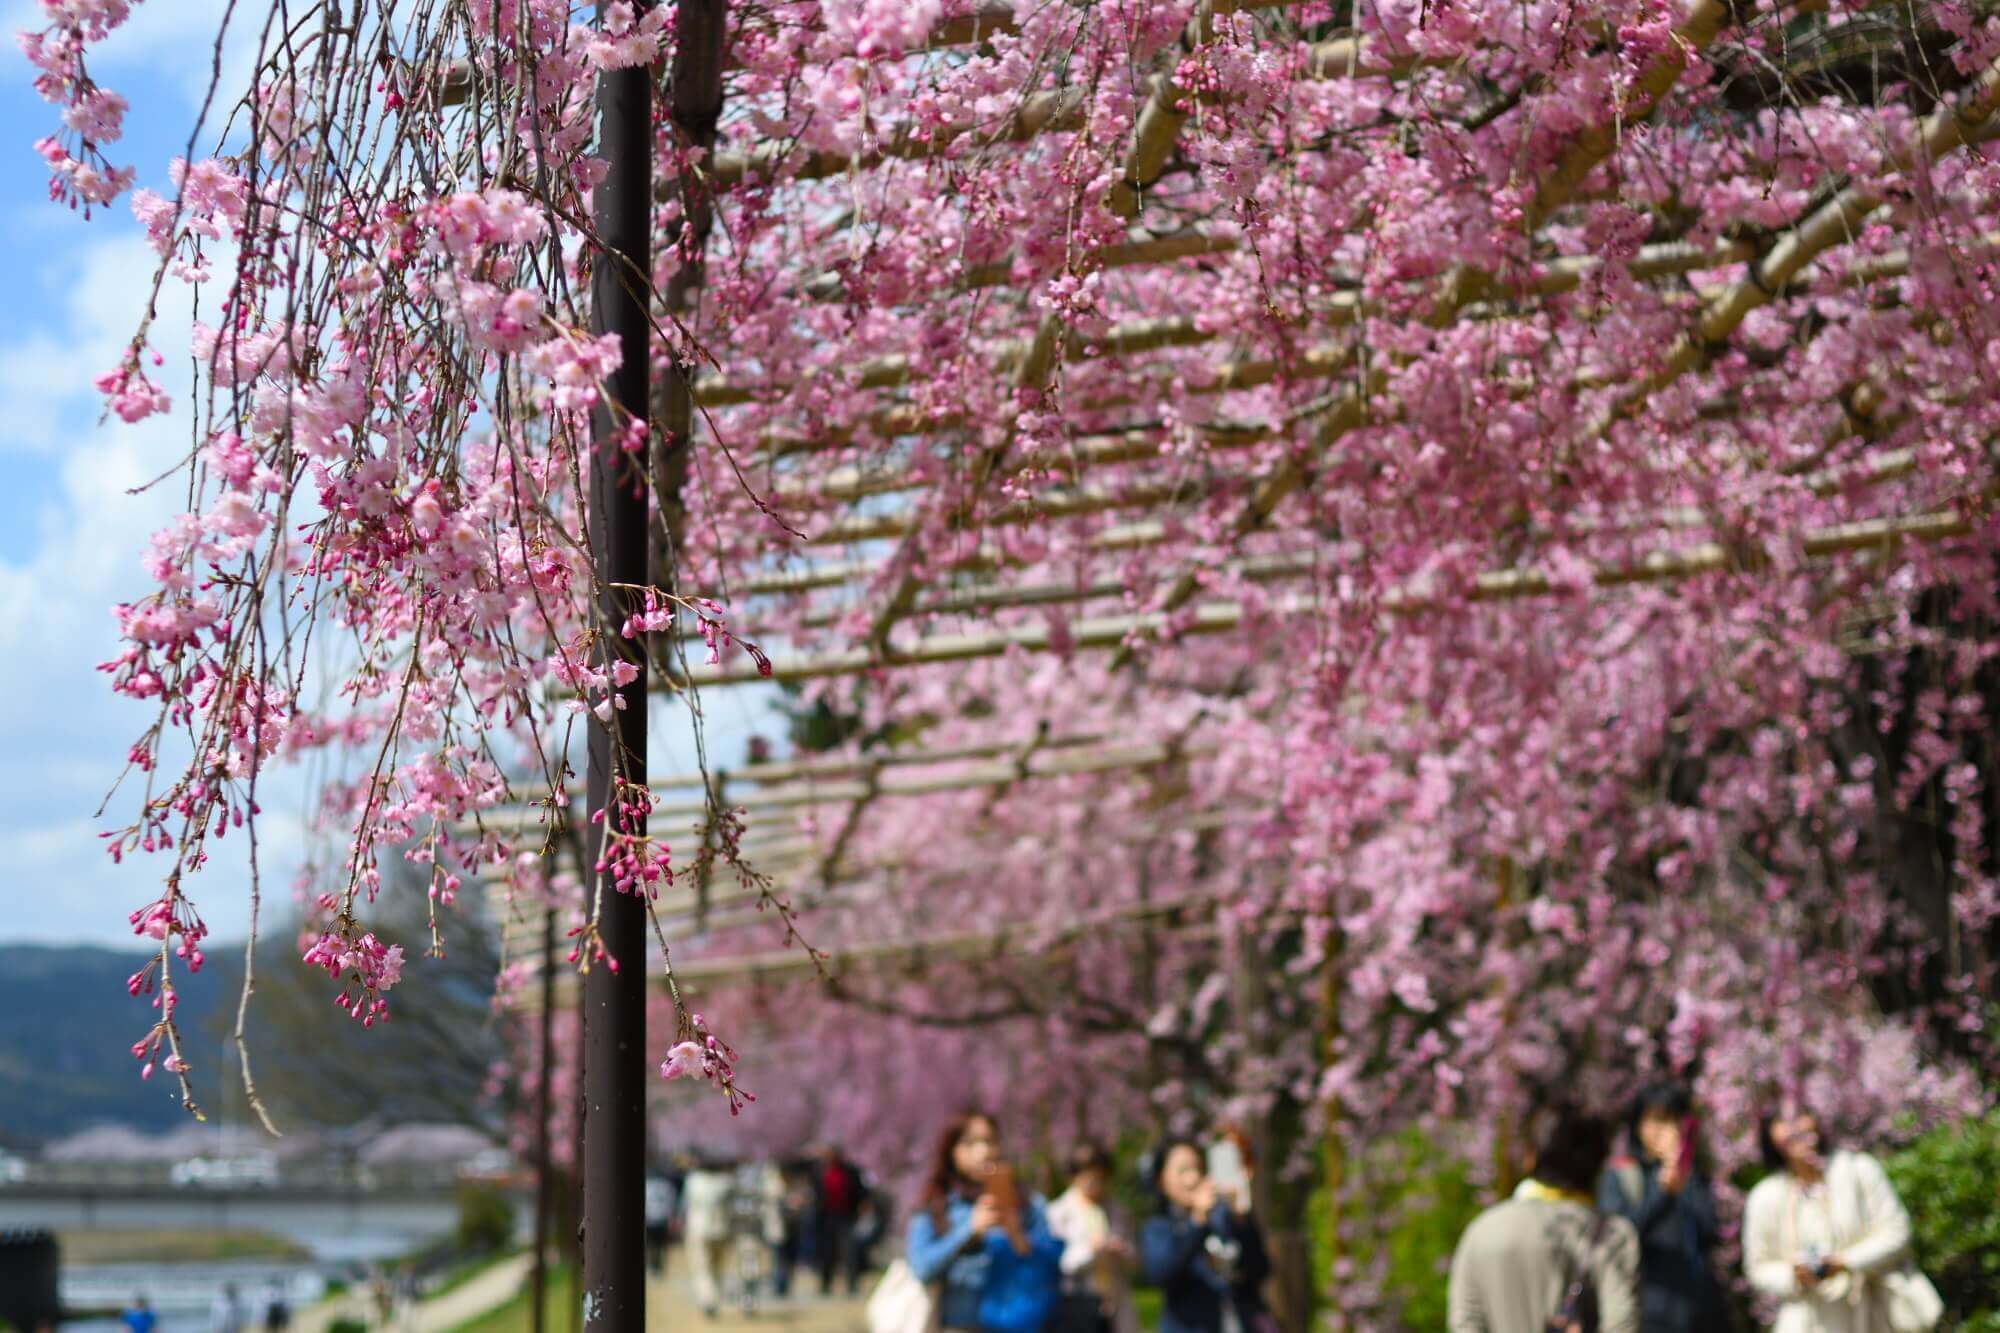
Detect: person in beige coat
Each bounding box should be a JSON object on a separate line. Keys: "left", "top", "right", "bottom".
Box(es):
{"left": 1448, "top": 1106, "right": 1640, "bottom": 1332}
{"left": 1742, "top": 1105, "right": 1922, "bottom": 1333}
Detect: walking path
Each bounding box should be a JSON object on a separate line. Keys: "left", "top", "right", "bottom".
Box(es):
{"left": 297, "top": 1251, "right": 864, "bottom": 1333}
{"left": 644, "top": 1270, "right": 866, "bottom": 1333}
{"left": 294, "top": 1253, "right": 535, "bottom": 1333}
{"left": 414, "top": 1254, "right": 536, "bottom": 1332}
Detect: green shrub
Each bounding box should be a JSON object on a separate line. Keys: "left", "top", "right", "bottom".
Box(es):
{"left": 455, "top": 1181, "right": 517, "bottom": 1253}
{"left": 1884, "top": 1110, "right": 2000, "bottom": 1328}
{"left": 1310, "top": 1127, "right": 1483, "bottom": 1329}
{"left": 328, "top": 1318, "right": 369, "bottom": 1333}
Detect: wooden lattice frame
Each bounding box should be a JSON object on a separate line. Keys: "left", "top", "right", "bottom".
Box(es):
{"left": 475, "top": 1, "right": 2000, "bottom": 989}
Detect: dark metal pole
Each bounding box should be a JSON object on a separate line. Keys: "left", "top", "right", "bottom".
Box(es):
{"left": 582, "top": 4, "right": 652, "bottom": 1328}
{"left": 654, "top": 0, "right": 727, "bottom": 570}
{"left": 530, "top": 899, "right": 555, "bottom": 1333}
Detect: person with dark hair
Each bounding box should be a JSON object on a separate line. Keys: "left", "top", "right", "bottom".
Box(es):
{"left": 1742, "top": 1102, "right": 1930, "bottom": 1332}
{"left": 905, "top": 1112, "right": 1062, "bottom": 1333}
{"left": 1446, "top": 1104, "right": 1639, "bottom": 1332}
{"left": 261, "top": 1279, "right": 291, "bottom": 1333}
{"left": 119, "top": 1295, "right": 155, "bottom": 1333}
{"left": 1596, "top": 1081, "right": 1724, "bottom": 1332}
{"left": 1138, "top": 1137, "right": 1271, "bottom": 1333}
{"left": 818, "top": 1144, "right": 867, "bottom": 1296}
{"left": 771, "top": 1162, "right": 814, "bottom": 1298}
{"left": 1047, "top": 1144, "right": 1135, "bottom": 1333}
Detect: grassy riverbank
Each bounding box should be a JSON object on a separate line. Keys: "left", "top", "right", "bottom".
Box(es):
{"left": 444, "top": 1262, "right": 573, "bottom": 1333}
{"left": 58, "top": 1229, "right": 313, "bottom": 1264}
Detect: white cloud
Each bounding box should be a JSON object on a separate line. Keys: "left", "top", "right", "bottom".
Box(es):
{"left": 0, "top": 224, "right": 312, "bottom": 947}
{"left": 0, "top": 6, "right": 793, "bottom": 948}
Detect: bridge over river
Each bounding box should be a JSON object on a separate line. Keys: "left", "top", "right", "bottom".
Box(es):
{"left": 0, "top": 1161, "right": 531, "bottom": 1262}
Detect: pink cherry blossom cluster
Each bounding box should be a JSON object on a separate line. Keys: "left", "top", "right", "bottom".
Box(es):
{"left": 659, "top": 1012, "right": 753, "bottom": 1115}
{"left": 18, "top": 0, "right": 136, "bottom": 216}
{"left": 590, "top": 779, "right": 671, "bottom": 901}
{"left": 301, "top": 928, "right": 407, "bottom": 1026}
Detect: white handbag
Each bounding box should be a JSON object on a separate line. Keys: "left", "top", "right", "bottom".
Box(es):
{"left": 1844, "top": 1152, "right": 1943, "bottom": 1333}
{"left": 866, "top": 1259, "right": 941, "bottom": 1333}
{"left": 1878, "top": 1266, "right": 1944, "bottom": 1333}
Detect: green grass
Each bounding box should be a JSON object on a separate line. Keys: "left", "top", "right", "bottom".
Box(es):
{"left": 58, "top": 1229, "right": 312, "bottom": 1264}
{"left": 448, "top": 1263, "right": 576, "bottom": 1333}
{"left": 427, "top": 1250, "right": 519, "bottom": 1303}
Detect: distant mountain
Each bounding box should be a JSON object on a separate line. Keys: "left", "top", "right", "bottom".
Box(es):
{"left": 2, "top": 895, "right": 511, "bottom": 1150}
{"left": 0, "top": 944, "right": 232, "bottom": 1147}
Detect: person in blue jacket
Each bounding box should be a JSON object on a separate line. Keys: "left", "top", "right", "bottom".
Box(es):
{"left": 906, "top": 1111, "right": 1063, "bottom": 1333}
{"left": 1140, "top": 1138, "right": 1271, "bottom": 1333}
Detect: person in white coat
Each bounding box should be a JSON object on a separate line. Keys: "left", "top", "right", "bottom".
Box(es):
{"left": 681, "top": 1154, "right": 737, "bottom": 1317}
{"left": 1742, "top": 1105, "right": 1920, "bottom": 1332}
{"left": 1046, "top": 1144, "right": 1136, "bottom": 1333}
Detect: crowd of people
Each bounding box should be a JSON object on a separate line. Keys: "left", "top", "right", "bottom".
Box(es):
{"left": 661, "top": 1143, "right": 892, "bottom": 1316}
{"left": 863, "top": 1086, "right": 1936, "bottom": 1333}
{"left": 887, "top": 1112, "right": 1272, "bottom": 1333}
{"left": 1445, "top": 1084, "right": 1932, "bottom": 1333}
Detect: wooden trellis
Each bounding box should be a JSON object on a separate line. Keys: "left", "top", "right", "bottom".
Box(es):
{"left": 449, "top": 0, "right": 2000, "bottom": 1038}
{"left": 614, "top": 6, "right": 2000, "bottom": 694}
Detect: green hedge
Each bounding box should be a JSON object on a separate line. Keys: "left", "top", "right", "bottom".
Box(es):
{"left": 456, "top": 1181, "right": 517, "bottom": 1253}
{"left": 1884, "top": 1110, "right": 2000, "bottom": 1331}
{"left": 1308, "top": 1127, "right": 1483, "bottom": 1328}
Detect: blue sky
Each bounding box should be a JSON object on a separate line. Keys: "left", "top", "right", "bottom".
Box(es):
{"left": 0, "top": 4, "right": 782, "bottom": 946}
{"left": 0, "top": 0, "right": 246, "bottom": 946}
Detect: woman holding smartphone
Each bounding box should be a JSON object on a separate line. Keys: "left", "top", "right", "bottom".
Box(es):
{"left": 907, "top": 1111, "right": 1063, "bottom": 1333}
{"left": 1597, "top": 1081, "right": 1725, "bottom": 1332}
{"left": 1140, "top": 1137, "right": 1271, "bottom": 1333}
{"left": 1742, "top": 1102, "right": 1928, "bottom": 1332}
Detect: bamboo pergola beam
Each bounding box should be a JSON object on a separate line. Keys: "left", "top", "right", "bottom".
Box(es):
{"left": 661, "top": 895, "right": 1221, "bottom": 987}
{"left": 435, "top": 4, "right": 1025, "bottom": 107}
{"left": 803, "top": 474, "right": 1192, "bottom": 546}
{"left": 621, "top": 807, "right": 1253, "bottom": 942}
{"left": 861, "top": 312, "right": 1067, "bottom": 648}
{"left": 1594, "top": 55, "right": 2000, "bottom": 434}
{"left": 802, "top": 225, "right": 1241, "bottom": 303}
{"left": 700, "top": 232, "right": 1767, "bottom": 417}
{"left": 702, "top": 29, "right": 1425, "bottom": 192}
{"left": 670, "top": 496, "right": 1989, "bottom": 685}
{"left": 772, "top": 422, "right": 1268, "bottom": 506}
{"left": 734, "top": 379, "right": 1945, "bottom": 615}
{"left": 464, "top": 737, "right": 1216, "bottom": 830}
{"left": 498, "top": 730, "right": 1113, "bottom": 808}
{"left": 744, "top": 341, "right": 1354, "bottom": 461}
{"left": 1107, "top": 1, "right": 1230, "bottom": 219}
{"left": 755, "top": 443, "right": 1958, "bottom": 628}
{"left": 739, "top": 514, "right": 1189, "bottom": 598}
{"left": 529, "top": 896, "right": 1224, "bottom": 1000}
{"left": 1102, "top": 0, "right": 1795, "bottom": 667}
{"left": 836, "top": 553, "right": 1312, "bottom": 626}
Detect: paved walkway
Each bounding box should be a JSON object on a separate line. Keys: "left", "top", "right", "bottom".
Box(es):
{"left": 644, "top": 1269, "right": 867, "bottom": 1333}
{"left": 415, "top": 1254, "right": 537, "bottom": 1332}
{"left": 297, "top": 1251, "right": 865, "bottom": 1333}
{"left": 294, "top": 1253, "right": 535, "bottom": 1333}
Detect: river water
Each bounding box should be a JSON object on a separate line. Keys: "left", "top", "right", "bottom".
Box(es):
{"left": 59, "top": 1221, "right": 436, "bottom": 1333}
{"left": 62, "top": 1262, "right": 331, "bottom": 1333}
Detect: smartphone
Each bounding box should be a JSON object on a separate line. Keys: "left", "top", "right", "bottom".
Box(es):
{"left": 983, "top": 1162, "right": 1019, "bottom": 1219}
{"left": 1675, "top": 1115, "right": 1699, "bottom": 1180}
{"left": 1206, "top": 1138, "right": 1249, "bottom": 1210}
